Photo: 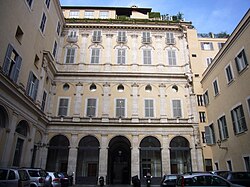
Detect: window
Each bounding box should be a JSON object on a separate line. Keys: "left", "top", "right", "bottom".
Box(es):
{"left": 26, "top": 72, "right": 39, "bottom": 101}
{"left": 45, "top": 0, "right": 50, "bottom": 8}
{"left": 201, "top": 42, "right": 214, "bottom": 50}
{"left": 231, "top": 105, "right": 247, "bottom": 134}
{"left": 2, "top": 44, "right": 22, "bottom": 83}
{"left": 247, "top": 97, "right": 250, "bottom": 116}
{"left": 197, "top": 95, "right": 204, "bottom": 106}
{"left": 92, "top": 30, "right": 101, "bottom": 43}
{"left": 244, "top": 156, "right": 250, "bottom": 171}
{"left": 41, "top": 91, "right": 47, "bottom": 112}
{"left": 58, "top": 98, "right": 69, "bottom": 116}
{"left": 142, "top": 32, "right": 151, "bottom": 43}
{"left": 52, "top": 41, "right": 57, "bottom": 57}
{"left": 205, "top": 124, "right": 216, "bottom": 145}
{"left": 166, "top": 32, "right": 175, "bottom": 44}
{"left": 65, "top": 47, "right": 76, "bottom": 64}
{"left": 116, "top": 99, "right": 125, "bottom": 117}
{"left": 15, "top": 26, "right": 24, "bottom": 43}
{"left": 100, "top": 11, "right": 108, "bottom": 19}
{"left": 91, "top": 48, "right": 100, "bottom": 64}
{"left": 69, "top": 11, "right": 79, "bottom": 18}
{"left": 117, "top": 31, "right": 126, "bottom": 42}
{"left": 199, "top": 112, "right": 206, "bottom": 123}
{"left": 40, "top": 12, "right": 47, "bottom": 33}
{"left": 167, "top": 49, "right": 177, "bottom": 65}
{"left": 26, "top": 0, "right": 33, "bottom": 8}
{"left": 117, "top": 49, "right": 126, "bottom": 64}
{"left": 218, "top": 116, "right": 229, "bottom": 140}
{"left": 225, "top": 64, "right": 234, "bottom": 83}
{"left": 218, "top": 42, "right": 225, "bottom": 49}
{"left": 213, "top": 79, "right": 220, "bottom": 96}
{"left": 205, "top": 159, "right": 213, "bottom": 171}
{"left": 56, "top": 21, "right": 61, "bottom": 36}
{"left": 145, "top": 99, "right": 154, "bottom": 117}
{"left": 172, "top": 100, "right": 182, "bottom": 118}
{"left": 201, "top": 132, "right": 206, "bottom": 143}
{"left": 203, "top": 90, "right": 209, "bottom": 106}
{"left": 215, "top": 163, "right": 219, "bottom": 170}
{"left": 206, "top": 57, "right": 213, "bottom": 67}
{"left": 85, "top": 11, "right": 94, "bottom": 18}
{"left": 235, "top": 49, "right": 248, "bottom": 73}
{"left": 86, "top": 98, "right": 97, "bottom": 117}
{"left": 227, "top": 160, "right": 232, "bottom": 171}
{"left": 143, "top": 49, "right": 152, "bottom": 65}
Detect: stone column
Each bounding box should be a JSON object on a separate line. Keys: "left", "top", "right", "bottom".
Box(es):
{"left": 1, "top": 111, "right": 18, "bottom": 167}
{"left": 162, "top": 135, "right": 171, "bottom": 174}
{"left": 131, "top": 83, "right": 139, "bottom": 122}
{"left": 39, "top": 133, "right": 49, "bottom": 169}
{"left": 98, "top": 134, "right": 108, "bottom": 185}
{"left": 47, "top": 82, "right": 56, "bottom": 116}
{"left": 159, "top": 83, "right": 167, "bottom": 122}
{"left": 102, "top": 83, "right": 110, "bottom": 122}
{"left": 23, "top": 125, "right": 36, "bottom": 166}
{"left": 73, "top": 82, "right": 83, "bottom": 119}
{"left": 131, "top": 135, "right": 140, "bottom": 178}
{"left": 67, "top": 134, "right": 78, "bottom": 185}
{"left": 131, "top": 34, "right": 138, "bottom": 71}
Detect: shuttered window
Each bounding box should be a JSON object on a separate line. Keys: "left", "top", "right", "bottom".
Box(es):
{"left": 205, "top": 124, "right": 216, "bottom": 145}
{"left": 86, "top": 98, "right": 97, "bottom": 117}
{"left": 26, "top": 72, "right": 39, "bottom": 101}
{"left": 145, "top": 99, "right": 154, "bottom": 117}
{"left": 58, "top": 98, "right": 69, "bottom": 116}
{"left": 116, "top": 99, "right": 125, "bottom": 117}
{"left": 218, "top": 116, "right": 229, "bottom": 140}
{"left": 172, "top": 100, "right": 182, "bottom": 118}
{"left": 231, "top": 105, "right": 247, "bottom": 134}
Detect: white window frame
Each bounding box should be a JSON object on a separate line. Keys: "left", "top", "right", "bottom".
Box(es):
{"left": 243, "top": 155, "right": 250, "bottom": 171}
{"left": 117, "top": 48, "right": 126, "bottom": 64}
{"left": 226, "top": 159, "right": 233, "bottom": 171}
{"left": 85, "top": 98, "right": 98, "bottom": 117}
{"left": 166, "top": 32, "right": 175, "bottom": 44}
{"left": 52, "top": 40, "right": 57, "bottom": 58}
{"left": 246, "top": 96, "right": 250, "bottom": 117}
{"left": 203, "top": 90, "right": 209, "bottom": 106}
{"left": 45, "top": 0, "right": 50, "bottom": 9}
{"left": 142, "top": 32, "right": 151, "bottom": 43}
{"left": 84, "top": 10, "right": 94, "bottom": 18}
{"left": 206, "top": 57, "right": 213, "bottom": 67}
{"left": 143, "top": 49, "right": 152, "bottom": 65}
{"left": 144, "top": 99, "right": 155, "bottom": 118}
{"left": 201, "top": 42, "right": 214, "bottom": 50}
{"left": 212, "top": 78, "right": 220, "bottom": 96}
{"left": 171, "top": 99, "right": 183, "bottom": 118}
{"left": 99, "top": 11, "right": 109, "bottom": 19}
{"left": 41, "top": 90, "right": 48, "bottom": 112}
{"left": 167, "top": 49, "right": 177, "bottom": 66}
{"left": 224, "top": 62, "right": 234, "bottom": 84}
{"left": 92, "top": 30, "right": 102, "bottom": 43}
{"left": 199, "top": 111, "right": 206, "bottom": 123}
{"left": 117, "top": 31, "right": 127, "bottom": 43}
{"left": 231, "top": 103, "right": 247, "bottom": 134}
{"left": 40, "top": 12, "right": 47, "bottom": 33}
{"left": 69, "top": 10, "right": 79, "bottom": 18}
{"left": 57, "top": 97, "right": 70, "bottom": 116}
{"left": 217, "top": 114, "right": 229, "bottom": 140}
{"left": 25, "top": 0, "right": 33, "bottom": 9}
{"left": 56, "top": 21, "right": 61, "bottom": 36}
{"left": 205, "top": 123, "right": 216, "bottom": 145}
{"left": 90, "top": 48, "right": 101, "bottom": 64}
{"left": 64, "top": 47, "right": 77, "bottom": 64}
{"left": 27, "top": 71, "right": 39, "bottom": 101}
{"left": 115, "top": 98, "right": 127, "bottom": 118}
{"left": 235, "top": 48, "right": 248, "bottom": 73}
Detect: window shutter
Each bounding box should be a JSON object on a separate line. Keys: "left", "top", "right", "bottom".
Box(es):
{"left": 201, "top": 42, "right": 204, "bottom": 50}
{"left": 26, "top": 72, "right": 33, "bottom": 95}
{"left": 231, "top": 110, "right": 237, "bottom": 134}
{"left": 58, "top": 99, "right": 68, "bottom": 116}
{"left": 205, "top": 126, "right": 212, "bottom": 145}
{"left": 240, "top": 106, "right": 247, "bottom": 131}
{"left": 173, "top": 100, "right": 181, "bottom": 117}
{"left": 218, "top": 120, "right": 222, "bottom": 140}
{"left": 11, "top": 56, "right": 22, "bottom": 83}
{"left": 210, "top": 43, "right": 214, "bottom": 50}
{"left": 33, "top": 78, "right": 39, "bottom": 100}
{"left": 3, "top": 44, "right": 13, "bottom": 75}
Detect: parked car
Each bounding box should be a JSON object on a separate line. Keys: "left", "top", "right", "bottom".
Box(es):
{"left": 216, "top": 171, "right": 250, "bottom": 187}
{"left": 176, "top": 173, "right": 244, "bottom": 187}
{"left": 57, "top": 173, "right": 69, "bottom": 187}
{"left": 0, "top": 168, "right": 30, "bottom": 187}
{"left": 23, "top": 168, "right": 51, "bottom": 187}
{"left": 160, "top": 174, "right": 180, "bottom": 187}
{"left": 48, "top": 172, "right": 61, "bottom": 187}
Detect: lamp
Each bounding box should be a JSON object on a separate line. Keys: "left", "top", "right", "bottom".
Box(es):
{"left": 216, "top": 139, "right": 228, "bottom": 150}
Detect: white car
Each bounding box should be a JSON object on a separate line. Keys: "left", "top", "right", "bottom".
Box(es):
{"left": 47, "top": 172, "right": 61, "bottom": 187}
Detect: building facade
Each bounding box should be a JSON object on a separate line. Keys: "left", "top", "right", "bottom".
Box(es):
{"left": 201, "top": 10, "right": 250, "bottom": 172}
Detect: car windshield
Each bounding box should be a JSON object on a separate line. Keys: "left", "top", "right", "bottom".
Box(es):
{"left": 18, "top": 170, "right": 30, "bottom": 181}
{"left": 28, "top": 170, "right": 40, "bottom": 177}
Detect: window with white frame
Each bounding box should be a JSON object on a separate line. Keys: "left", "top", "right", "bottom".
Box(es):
{"left": 145, "top": 99, "right": 154, "bottom": 117}
{"left": 92, "top": 30, "right": 102, "bottom": 42}
{"left": 56, "top": 21, "right": 61, "bottom": 36}
{"left": 69, "top": 10, "right": 79, "bottom": 18}
{"left": 26, "top": 71, "right": 39, "bottom": 101}
{"left": 201, "top": 42, "right": 214, "bottom": 50}
{"left": 227, "top": 160, "right": 233, "bottom": 171}
{"left": 65, "top": 47, "right": 76, "bottom": 64}
{"left": 117, "top": 31, "right": 126, "bottom": 42}
{"left": 225, "top": 63, "right": 234, "bottom": 83}
{"left": 197, "top": 94, "right": 204, "bottom": 106}
{"left": 218, "top": 42, "right": 225, "bottom": 49}
{"left": 52, "top": 41, "right": 57, "bottom": 58}
{"left": 116, "top": 99, "right": 125, "bottom": 117}
{"left": 69, "top": 30, "right": 77, "bottom": 37}
{"left": 199, "top": 112, "right": 206, "bottom": 123}
{"left": 2, "top": 44, "right": 22, "bottom": 83}
{"left": 206, "top": 57, "right": 213, "bottom": 67}
{"left": 99, "top": 11, "right": 109, "bottom": 19}
{"left": 244, "top": 156, "right": 250, "bottom": 171}
{"left": 41, "top": 91, "right": 47, "bottom": 112}
{"left": 58, "top": 98, "right": 69, "bottom": 116}
{"left": 84, "top": 11, "right": 94, "bottom": 18}
{"left": 86, "top": 98, "right": 97, "bottom": 117}
{"left": 142, "top": 32, "right": 151, "bottom": 43}
{"left": 45, "top": 0, "right": 50, "bottom": 9}
{"left": 213, "top": 79, "right": 220, "bottom": 96}
{"left": 205, "top": 124, "right": 216, "bottom": 145}
{"left": 235, "top": 49, "right": 248, "bottom": 73}
{"left": 167, "top": 49, "right": 177, "bottom": 65}
{"left": 201, "top": 132, "right": 206, "bottom": 143}
{"left": 117, "top": 49, "right": 126, "bottom": 64}
{"left": 40, "top": 12, "right": 47, "bottom": 33}
{"left": 218, "top": 115, "right": 229, "bottom": 140}
{"left": 231, "top": 104, "right": 247, "bottom": 134}
{"left": 26, "top": 0, "right": 33, "bottom": 8}
{"left": 91, "top": 48, "right": 100, "bottom": 64}
{"left": 166, "top": 32, "right": 175, "bottom": 44}
{"left": 247, "top": 97, "right": 250, "bottom": 116}
{"left": 172, "top": 99, "right": 182, "bottom": 118}
{"left": 203, "top": 90, "right": 209, "bottom": 106}
{"left": 143, "top": 49, "right": 152, "bottom": 65}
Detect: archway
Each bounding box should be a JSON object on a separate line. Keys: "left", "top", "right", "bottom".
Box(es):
{"left": 108, "top": 136, "right": 131, "bottom": 185}
{"left": 170, "top": 136, "right": 192, "bottom": 174}
{"left": 140, "top": 136, "right": 162, "bottom": 182}
{"left": 76, "top": 135, "right": 100, "bottom": 184}
{"left": 46, "top": 135, "right": 69, "bottom": 172}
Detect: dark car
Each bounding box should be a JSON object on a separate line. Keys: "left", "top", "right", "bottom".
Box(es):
{"left": 160, "top": 174, "right": 180, "bottom": 187}
{"left": 57, "top": 173, "right": 69, "bottom": 187}
{"left": 217, "top": 171, "right": 250, "bottom": 187}
{"left": 23, "top": 168, "right": 51, "bottom": 187}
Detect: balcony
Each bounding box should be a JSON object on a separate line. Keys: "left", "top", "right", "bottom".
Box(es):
{"left": 141, "top": 37, "right": 152, "bottom": 44}
{"left": 66, "top": 36, "right": 78, "bottom": 43}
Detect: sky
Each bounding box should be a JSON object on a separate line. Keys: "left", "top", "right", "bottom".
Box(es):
{"left": 59, "top": 0, "right": 250, "bottom": 34}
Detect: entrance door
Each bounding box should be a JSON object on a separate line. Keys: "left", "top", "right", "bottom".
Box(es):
{"left": 108, "top": 136, "right": 131, "bottom": 185}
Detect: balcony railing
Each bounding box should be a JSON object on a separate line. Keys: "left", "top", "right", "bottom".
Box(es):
{"left": 66, "top": 36, "right": 78, "bottom": 43}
